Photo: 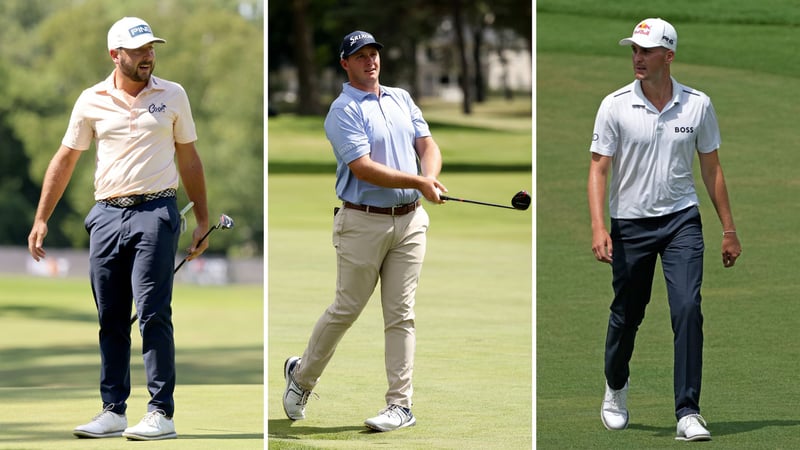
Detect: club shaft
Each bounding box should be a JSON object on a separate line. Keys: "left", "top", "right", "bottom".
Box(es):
{"left": 172, "top": 224, "right": 218, "bottom": 273}
{"left": 440, "top": 195, "right": 516, "bottom": 210}
{"left": 130, "top": 224, "right": 220, "bottom": 325}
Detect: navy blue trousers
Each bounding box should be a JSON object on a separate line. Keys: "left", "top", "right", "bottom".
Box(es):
{"left": 84, "top": 197, "right": 180, "bottom": 417}
{"left": 604, "top": 206, "right": 705, "bottom": 420}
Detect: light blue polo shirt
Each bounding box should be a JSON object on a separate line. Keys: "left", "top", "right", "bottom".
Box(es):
{"left": 324, "top": 82, "right": 430, "bottom": 207}
{"left": 589, "top": 77, "right": 721, "bottom": 219}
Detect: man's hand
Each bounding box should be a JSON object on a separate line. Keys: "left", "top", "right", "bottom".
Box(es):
{"left": 592, "top": 228, "right": 613, "bottom": 264}
{"left": 28, "top": 221, "right": 49, "bottom": 262}
{"left": 722, "top": 233, "right": 742, "bottom": 268}
{"left": 185, "top": 225, "right": 210, "bottom": 261}
{"left": 419, "top": 177, "right": 447, "bottom": 204}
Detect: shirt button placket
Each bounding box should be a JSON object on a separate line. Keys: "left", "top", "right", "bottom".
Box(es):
{"left": 130, "top": 110, "right": 137, "bottom": 133}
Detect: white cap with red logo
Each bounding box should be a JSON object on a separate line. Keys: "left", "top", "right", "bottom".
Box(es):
{"left": 619, "top": 18, "right": 677, "bottom": 52}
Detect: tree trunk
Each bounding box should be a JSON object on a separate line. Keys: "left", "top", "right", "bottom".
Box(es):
{"left": 473, "top": 25, "right": 485, "bottom": 103}
{"left": 291, "top": 0, "right": 322, "bottom": 115}
{"left": 452, "top": 0, "right": 471, "bottom": 115}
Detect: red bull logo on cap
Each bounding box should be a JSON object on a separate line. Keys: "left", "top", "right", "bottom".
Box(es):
{"left": 634, "top": 22, "right": 652, "bottom": 36}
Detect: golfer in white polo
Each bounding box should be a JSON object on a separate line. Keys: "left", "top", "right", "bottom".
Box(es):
{"left": 587, "top": 17, "right": 742, "bottom": 442}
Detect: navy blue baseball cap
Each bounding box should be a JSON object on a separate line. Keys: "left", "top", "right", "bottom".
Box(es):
{"left": 339, "top": 31, "right": 383, "bottom": 59}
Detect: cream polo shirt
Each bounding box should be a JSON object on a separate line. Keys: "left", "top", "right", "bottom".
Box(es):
{"left": 62, "top": 72, "right": 198, "bottom": 200}
{"left": 589, "top": 77, "right": 721, "bottom": 219}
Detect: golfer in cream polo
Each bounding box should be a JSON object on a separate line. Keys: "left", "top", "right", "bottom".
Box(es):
{"left": 28, "top": 17, "right": 209, "bottom": 440}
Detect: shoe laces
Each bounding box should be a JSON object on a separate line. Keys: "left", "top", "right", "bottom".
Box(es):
{"left": 94, "top": 404, "right": 118, "bottom": 420}
{"left": 605, "top": 388, "right": 625, "bottom": 410}
{"left": 683, "top": 413, "right": 707, "bottom": 427}
{"left": 298, "top": 388, "right": 319, "bottom": 406}
{"left": 289, "top": 372, "right": 319, "bottom": 406}
{"left": 381, "top": 404, "right": 410, "bottom": 420}
{"left": 141, "top": 410, "right": 167, "bottom": 426}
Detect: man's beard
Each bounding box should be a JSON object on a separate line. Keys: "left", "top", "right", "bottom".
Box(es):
{"left": 120, "top": 59, "right": 154, "bottom": 83}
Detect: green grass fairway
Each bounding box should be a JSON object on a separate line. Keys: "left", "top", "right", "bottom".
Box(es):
{"left": 267, "top": 97, "right": 532, "bottom": 172}
{"left": 267, "top": 97, "right": 532, "bottom": 449}
{"left": 0, "top": 276, "right": 263, "bottom": 449}
{"left": 268, "top": 174, "right": 532, "bottom": 450}
{"left": 538, "top": 5, "right": 800, "bottom": 449}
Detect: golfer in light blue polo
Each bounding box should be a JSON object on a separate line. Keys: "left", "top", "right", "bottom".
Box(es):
{"left": 283, "top": 30, "right": 447, "bottom": 432}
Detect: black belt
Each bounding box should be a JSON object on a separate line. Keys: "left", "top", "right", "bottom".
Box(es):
{"left": 343, "top": 200, "right": 421, "bottom": 216}
{"left": 99, "top": 188, "right": 176, "bottom": 208}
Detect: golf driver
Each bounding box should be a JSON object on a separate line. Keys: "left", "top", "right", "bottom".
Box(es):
{"left": 440, "top": 190, "right": 531, "bottom": 211}
{"left": 130, "top": 213, "right": 235, "bottom": 325}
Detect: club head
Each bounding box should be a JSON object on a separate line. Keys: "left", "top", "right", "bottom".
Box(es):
{"left": 218, "top": 214, "right": 235, "bottom": 230}
{"left": 511, "top": 190, "right": 531, "bottom": 210}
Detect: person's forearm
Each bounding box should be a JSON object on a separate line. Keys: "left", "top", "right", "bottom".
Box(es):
{"left": 349, "top": 156, "right": 427, "bottom": 190}
{"left": 588, "top": 162, "right": 609, "bottom": 231}
{"left": 700, "top": 151, "right": 736, "bottom": 231}
{"left": 176, "top": 143, "right": 209, "bottom": 229}
{"left": 417, "top": 137, "right": 442, "bottom": 179}
{"left": 35, "top": 146, "right": 81, "bottom": 222}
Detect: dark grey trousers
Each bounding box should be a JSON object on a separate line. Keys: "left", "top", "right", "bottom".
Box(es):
{"left": 85, "top": 197, "right": 180, "bottom": 416}
{"left": 604, "top": 205, "right": 705, "bottom": 420}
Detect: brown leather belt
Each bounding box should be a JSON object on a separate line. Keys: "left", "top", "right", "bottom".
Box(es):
{"left": 100, "top": 188, "right": 176, "bottom": 208}
{"left": 343, "top": 200, "right": 421, "bottom": 216}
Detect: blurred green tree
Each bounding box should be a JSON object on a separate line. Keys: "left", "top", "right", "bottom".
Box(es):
{"left": 4, "top": 0, "right": 263, "bottom": 256}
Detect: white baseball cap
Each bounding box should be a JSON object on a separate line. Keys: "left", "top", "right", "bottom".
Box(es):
{"left": 107, "top": 17, "right": 165, "bottom": 51}
{"left": 618, "top": 18, "right": 677, "bottom": 52}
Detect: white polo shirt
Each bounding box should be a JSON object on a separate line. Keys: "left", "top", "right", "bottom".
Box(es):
{"left": 62, "top": 72, "right": 198, "bottom": 200}
{"left": 589, "top": 77, "right": 721, "bottom": 219}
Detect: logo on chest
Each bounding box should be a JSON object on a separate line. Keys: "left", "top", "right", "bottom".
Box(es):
{"left": 148, "top": 103, "right": 167, "bottom": 114}
{"left": 674, "top": 126, "right": 694, "bottom": 134}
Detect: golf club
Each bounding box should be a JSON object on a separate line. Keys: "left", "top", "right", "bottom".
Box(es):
{"left": 173, "top": 213, "right": 235, "bottom": 272}
{"left": 130, "top": 213, "right": 235, "bottom": 325}
{"left": 440, "top": 190, "right": 531, "bottom": 211}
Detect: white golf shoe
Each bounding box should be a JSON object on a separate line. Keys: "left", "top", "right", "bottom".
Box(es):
{"left": 73, "top": 406, "right": 127, "bottom": 438}
{"left": 122, "top": 410, "right": 176, "bottom": 440}
{"left": 676, "top": 413, "right": 711, "bottom": 441}
{"left": 283, "top": 356, "right": 314, "bottom": 420}
{"left": 601, "top": 381, "right": 629, "bottom": 430}
{"left": 364, "top": 404, "right": 416, "bottom": 432}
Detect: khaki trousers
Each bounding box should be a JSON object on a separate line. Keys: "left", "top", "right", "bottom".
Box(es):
{"left": 295, "top": 205, "right": 429, "bottom": 408}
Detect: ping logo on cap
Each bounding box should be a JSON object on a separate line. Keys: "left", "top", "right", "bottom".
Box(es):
{"left": 128, "top": 24, "right": 153, "bottom": 38}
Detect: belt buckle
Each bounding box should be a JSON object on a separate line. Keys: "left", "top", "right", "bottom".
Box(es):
{"left": 130, "top": 194, "right": 146, "bottom": 207}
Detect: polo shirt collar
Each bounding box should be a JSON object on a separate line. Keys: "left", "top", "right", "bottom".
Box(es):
{"left": 343, "top": 82, "right": 391, "bottom": 100}
{"left": 632, "top": 76, "right": 681, "bottom": 112}
{"left": 98, "top": 70, "right": 163, "bottom": 94}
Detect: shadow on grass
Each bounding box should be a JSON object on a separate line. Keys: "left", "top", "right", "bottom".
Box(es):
{"left": 180, "top": 432, "right": 264, "bottom": 440}
{"left": 268, "top": 161, "right": 532, "bottom": 174}
{"left": 627, "top": 423, "right": 677, "bottom": 437}
{"left": 267, "top": 419, "right": 365, "bottom": 439}
{"left": 0, "top": 344, "right": 262, "bottom": 387}
{"left": 711, "top": 419, "right": 800, "bottom": 436}
{"left": 629, "top": 418, "right": 800, "bottom": 437}
{"left": 0, "top": 422, "right": 69, "bottom": 443}
{"left": 0, "top": 425, "right": 262, "bottom": 443}
{"left": 426, "top": 120, "right": 530, "bottom": 132}
{"left": 0, "top": 304, "right": 96, "bottom": 323}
